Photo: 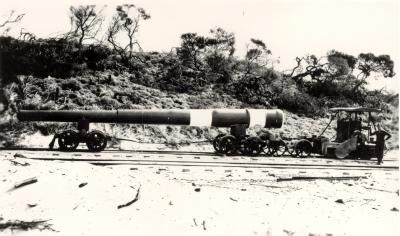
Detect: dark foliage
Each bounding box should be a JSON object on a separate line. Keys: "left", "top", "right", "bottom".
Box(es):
{"left": 0, "top": 36, "right": 112, "bottom": 81}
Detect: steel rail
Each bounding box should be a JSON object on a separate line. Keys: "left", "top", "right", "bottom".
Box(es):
{"left": 14, "top": 155, "right": 399, "bottom": 171}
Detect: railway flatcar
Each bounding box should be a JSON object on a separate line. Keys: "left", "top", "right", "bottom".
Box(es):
{"left": 17, "top": 109, "right": 284, "bottom": 154}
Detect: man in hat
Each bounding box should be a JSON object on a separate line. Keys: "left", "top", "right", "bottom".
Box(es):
{"left": 371, "top": 124, "right": 391, "bottom": 165}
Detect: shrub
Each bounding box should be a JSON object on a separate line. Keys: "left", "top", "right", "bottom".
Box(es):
{"left": 60, "top": 78, "right": 82, "bottom": 91}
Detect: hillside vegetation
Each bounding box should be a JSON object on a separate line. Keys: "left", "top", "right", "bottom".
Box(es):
{"left": 0, "top": 5, "right": 397, "bottom": 148}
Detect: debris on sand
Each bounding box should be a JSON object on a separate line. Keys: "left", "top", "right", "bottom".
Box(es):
{"left": 283, "top": 229, "right": 294, "bottom": 236}
{"left": 0, "top": 219, "right": 55, "bottom": 231}
{"left": 9, "top": 159, "right": 30, "bottom": 166}
{"left": 390, "top": 207, "right": 398, "bottom": 212}
{"left": 362, "top": 186, "right": 397, "bottom": 193}
{"left": 10, "top": 177, "right": 38, "bottom": 191}
{"left": 335, "top": 199, "right": 344, "bottom": 204}
{"left": 13, "top": 153, "right": 28, "bottom": 159}
{"left": 229, "top": 197, "right": 238, "bottom": 202}
{"left": 202, "top": 220, "right": 206, "bottom": 230}
{"left": 277, "top": 176, "right": 365, "bottom": 182}
{"left": 27, "top": 204, "right": 37, "bottom": 208}
{"left": 194, "top": 188, "right": 201, "bottom": 192}
{"left": 117, "top": 185, "right": 141, "bottom": 209}
{"left": 78, "top": 183, "right": 88, "bottom": 188}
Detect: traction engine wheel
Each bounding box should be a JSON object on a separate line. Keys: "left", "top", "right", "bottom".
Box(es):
{"left": 244, "top": 136, "right": 263, "bottom": 156}
{"left": 213, "top": 134, "right": 226, "bottom": 154}
{"left": 86, "top": 130, "right": 107, "bottom": 152}
{"left": 58, "top": 130, "right": 79, "bottom": 151}
{"left": 219, "top": 135, "right": 237, "bottom": 155}
{"left": 294, "top": 140, "right": 312, "bottom": 157}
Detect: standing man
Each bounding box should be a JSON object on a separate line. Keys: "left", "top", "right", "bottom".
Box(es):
{"left": 371, "top": 124, "right": 391, "bottom": 165}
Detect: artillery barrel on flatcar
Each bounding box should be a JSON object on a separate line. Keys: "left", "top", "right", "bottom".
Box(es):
{"left": 17, "top": 109, "right": 283, "bottom": 128}
{"left": 17, "top": 109, "right": 284, "bottom": 153}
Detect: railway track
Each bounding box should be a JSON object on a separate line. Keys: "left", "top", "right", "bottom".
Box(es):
{"left": 4, "top": 148, "right": 398, "bottom": 172}
{"left": 1, "top": 147, "right": 216, "bottom": 156}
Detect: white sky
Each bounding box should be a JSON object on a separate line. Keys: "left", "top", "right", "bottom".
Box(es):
{"left": 1, "top": 0, "right": 399, "bottom": 92}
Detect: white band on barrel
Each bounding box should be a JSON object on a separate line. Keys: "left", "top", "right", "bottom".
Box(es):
{"left": 248, "top": 109, "right": 267, "bottom": 127}
{"left": 189, "top": 109, "right": 213, "bottom": 127}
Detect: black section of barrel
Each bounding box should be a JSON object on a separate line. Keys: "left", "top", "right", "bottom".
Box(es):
{"left": 17, "top": 110, "right": 191, "bottom": 125}
{"left": 265, "top": 110, "right": 283, "bottom": 128}
{"left": 17, "top": 110, "right": 118, "bottom": 123}
{"left": 116, "top": 110, "right": 190, "bottom": 125}
{"left": 211, "top": 110, "right": 250, "bottom": 127}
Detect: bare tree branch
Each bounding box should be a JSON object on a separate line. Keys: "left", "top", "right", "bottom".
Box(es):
{"left": 0, "top": 10, "right": 25, "bottom": 28}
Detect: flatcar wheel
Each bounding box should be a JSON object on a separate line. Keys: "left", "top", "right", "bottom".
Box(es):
{"left": 245, "top": 136, "right": 263, "bottom": 156}
{"left": 263, "top": 145, "right": 272, "bottom": 155}
{"left": 273, "top": 141, "right": 287, "bottom": 157}
{"left": 219, "top": 135, "right": 237, "bottom": 155}
{"left": 286, "top": 142, "right": 297, "bottom": 157}
{"left": 86, "top": 130, "right": 107, "bottom": 152}
{"left": 58, "top": 130, "right": 79, "bottom": 151}
{"left": 263, "top": 142, "right": 272, "bottom": 155}
{"left": 295, "top": 140, "right": 312, "bottom": 158}
{"left": 288, "top": 146, "right": 297, "bottom": 157}
{"left": 213, "top": 134, "right": 226, "bottom": 154}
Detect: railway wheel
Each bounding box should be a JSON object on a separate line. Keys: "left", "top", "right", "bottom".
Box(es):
{"left": 294, "top": 140, "right": 312, "bottom": 157}
{"left": 219, "top": 135, "right": 237, "bottom": 155}
{"left": 58, "top": 130, "right": 79, "bottom": 151}
{"left": 275, "top": 141, "right": 288, "bottom": 157}
{"left": 262, "top": 141, "right": 272, "bottom": 155}
{"left": 263, "top": 145, "right": 272, "bottom": 155}
{"left": 270, "top": 140, "right": 287, "bottom": 157}
{"left": 244, "top": 136, "right": 263, "bottom": 156}
{"left": 86, "top": 130, "right": 107, "bottom": 152}
{"left": 213, "top": 134, "right": 226, "bottom": 154}
{"left": 286, "top": 141, "right": 297, "bottom": 157}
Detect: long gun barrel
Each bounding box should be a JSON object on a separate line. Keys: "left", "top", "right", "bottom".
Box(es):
{"left": 17, "top": 109, "right": 284, "bottom": 128}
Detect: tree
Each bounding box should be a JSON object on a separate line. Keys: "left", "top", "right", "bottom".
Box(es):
{"left": 327, "top": 50, "right": 357, "bottom": 77}
{"left": 207, "top": 27, "right": 235, "bottom": 57}
{"left": 106, "top": 4, "right": 150, "bottom": 63}
{"left": 352, "top": 53, "right": 395, "bottom": 92}
{"left": 204, "top": 28, "right": 235, "bottom": 80}
{"left": 0, "top": 10, "right": 25, "bottom": 35}
{"left": 289, "top": 50, "right": 357, "bottom": 85}
{"left": 68, "top": 5, "right": 105, "bottom": 47}
{"left": 289, "top": 55, "right": 327, "bottom": 84}
{"left": 178, "top": 28, "right": 235, "bottom": 71}
{"left": 244, "top": 38, "right": 272, "bottom": 77}
{"left": 177, "top": 33, "right": 207, "bottom": 70}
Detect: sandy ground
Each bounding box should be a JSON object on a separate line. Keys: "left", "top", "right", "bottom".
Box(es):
{"left": 0, "top": 148, "right": 398, "bottom": 236}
